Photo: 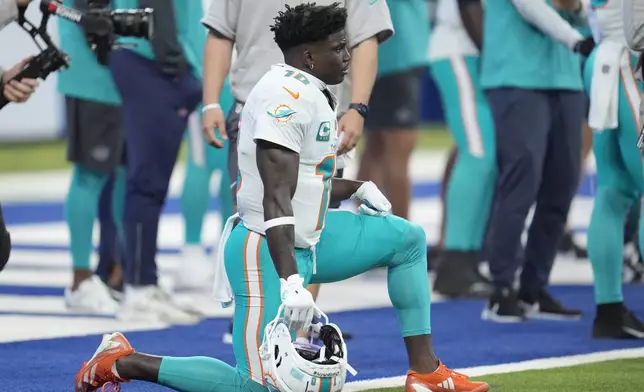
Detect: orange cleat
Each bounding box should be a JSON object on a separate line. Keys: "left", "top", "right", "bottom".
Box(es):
{"left": 74, "top": 332, "right": 134, "bottom": 392}
{"left": 405, "top": 361, "right": 490, "bottom": 392}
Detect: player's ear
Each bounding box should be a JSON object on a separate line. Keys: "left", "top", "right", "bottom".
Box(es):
{"left": 302, "top": 49, "right": 315, "bottom": 71}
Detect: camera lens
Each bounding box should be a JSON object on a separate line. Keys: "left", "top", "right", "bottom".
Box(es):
{"left": 111, "top": 8, "right": 154, "bottom": 39}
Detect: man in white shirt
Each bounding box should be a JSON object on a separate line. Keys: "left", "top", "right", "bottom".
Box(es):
{"left": 428, "top": 0, "right": 495, "bottom": 299}
{"left": 0, "top": 0, "right": 39, "bottom": 105}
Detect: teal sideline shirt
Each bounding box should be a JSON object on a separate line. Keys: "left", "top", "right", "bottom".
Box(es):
{"left": 57, "top": 0, "right": 121, "bottom": 105}
{"left": 480, "top": 0, "right": 584, "bottom": 91}
{"left": 378, "top": 0, "right": 429, "bottom": 76}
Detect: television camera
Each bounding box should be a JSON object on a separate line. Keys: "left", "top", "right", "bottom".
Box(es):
{"left": 0, "top": 0, "right": 153, "bottom": 108}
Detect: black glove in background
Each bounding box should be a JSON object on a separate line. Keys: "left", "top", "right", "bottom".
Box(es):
{"left": 573, "top": 36, "right": 596, "bottom": 57}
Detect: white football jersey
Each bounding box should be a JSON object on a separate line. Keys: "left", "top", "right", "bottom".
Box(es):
{"left": 236, "top": 64, "right": 339, "bottom": 248}
{"left": 428, "top": 0, "right": 480, "bottom": 61}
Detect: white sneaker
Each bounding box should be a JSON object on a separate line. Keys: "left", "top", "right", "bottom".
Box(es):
{"left": 64, "top": 275, "right": 120, "bottom": 314}
{"left": 174, "top": 245, "right": 214, "bottom": 291}
{"left": 117, "top": 285, "right": 201, "bottom": 325}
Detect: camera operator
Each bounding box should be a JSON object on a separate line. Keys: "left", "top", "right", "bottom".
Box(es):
{"left": 0, "top": 0, "right": 39, "bottom": 274}
{"left": 2, "top": 57, "right": 38, "bottom": 103}
{"left": 0, "top": 0, "right": 39, "bottom": 105}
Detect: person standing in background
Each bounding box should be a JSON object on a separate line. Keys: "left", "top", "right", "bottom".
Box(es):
{"left": 583, "top": 0, "right": 644, "bottom": 339}
{"left": 177, "top": 84, "right": 236, "bottom": 291}
{"left": 481, "top": 0, "right": 593, "bottom": 322}
{"left": 558, "top": 7, "right": 594, "bottom": 260}
{"left": 109, "top": 0, "right": 207, "bottom": 324}
{"left": 95, "top": 174, "right": 124, "bottom": 299}
{"left": 428, "top": 0, "right": 494, "bottom": 298}
{"left": 0, "top": 0, "right": 39, "bottom": 106}
{"left": 356, "top": 0, "right": 429, "bottom": 220}
{"left": 201, "top": 0, "right": 393, "bottom": 343}
{"left": 57, "top": 0, "right": 126, "bottom": 314}
{"left": 622, "top": 0, "right": 644, "bottom": 284}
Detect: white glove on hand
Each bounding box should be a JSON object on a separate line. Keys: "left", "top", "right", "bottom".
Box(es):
{"left": 351, "top": 181, "right": 392, "bottom": 216}
{"left": 280, "top": 274, "right": 316, "bottom": 331}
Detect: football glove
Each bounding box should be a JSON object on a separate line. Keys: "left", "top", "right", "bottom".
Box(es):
{"left": 280, "top": 274, "right": 316, "bottom": 331}
{"left": 351, "top": 181, "right": 392, "bottom": 216}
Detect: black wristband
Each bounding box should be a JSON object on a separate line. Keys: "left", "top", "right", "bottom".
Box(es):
{"left": 348, "top": 103, "right": 369, "bottom": 119}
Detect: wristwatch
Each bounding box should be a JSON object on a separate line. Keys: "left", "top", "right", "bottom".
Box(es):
{"left": 348, "top": 103, "right": 369, "bottom": 119}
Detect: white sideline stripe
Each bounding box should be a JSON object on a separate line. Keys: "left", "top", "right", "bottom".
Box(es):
{"left": 344, "top": 347, "right": 644, "bottom": 391}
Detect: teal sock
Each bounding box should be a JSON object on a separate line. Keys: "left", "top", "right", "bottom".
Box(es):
{"left": 444, "top": 155, "right": 495, "bottom": 250}
{"left": 65, "top": 164, "right": 109, "bottom": 270}
{"left": 587, "top": 186, "right": 630, "bottom": 305}
{"left": 158, "top": 356, "right": 261, "bottom": 392}
{"left": 181, "top": 159, "right": 211, "bottom": 245}
{"left": 111, "top": 166, "right": 126, "bottom": 247}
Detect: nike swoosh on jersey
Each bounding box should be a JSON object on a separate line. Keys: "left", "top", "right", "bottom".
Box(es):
{"left": 283, "top": 86, "right": 300, "bottom": 99}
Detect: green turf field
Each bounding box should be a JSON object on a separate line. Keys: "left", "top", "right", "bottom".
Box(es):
{"left": 364, "top": 357, "right": 644, "bottom": 392}
{"left": 0, "top": 125, "right": 451, "bottom": 173}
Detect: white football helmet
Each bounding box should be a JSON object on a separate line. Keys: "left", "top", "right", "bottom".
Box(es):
{"left": 259, "top": 305, "right": 357, "bottom": 392}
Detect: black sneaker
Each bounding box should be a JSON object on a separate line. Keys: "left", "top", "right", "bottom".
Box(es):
{"left": 519, "top": 289, "right": 582, "bottom": 321}
{"left": 433, "top": 250, "right": 493, "bottom": 298}
{"left": 593, "top": 303, "right": 644, "bottom": 339}
{"left": 223, "top": 319, "right": 233, "bottom": 344}
{"left": 481, "top": 287, "right": 526, "bottom": 322}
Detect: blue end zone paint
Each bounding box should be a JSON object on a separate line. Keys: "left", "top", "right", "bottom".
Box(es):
{"left": 2, "top": 175, "right": 597, "bottom": 225}
{"left": 0, "top": 285, "right": 642, "bottom": 391}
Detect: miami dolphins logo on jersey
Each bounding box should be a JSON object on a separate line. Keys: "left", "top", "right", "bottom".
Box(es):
{"left": 267, "top": 104, "right": 296, "bottom": 123}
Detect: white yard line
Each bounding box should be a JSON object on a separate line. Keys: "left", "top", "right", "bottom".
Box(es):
{"left": 344, "top": 347, "right": 644, "bottom": 391}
